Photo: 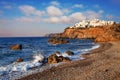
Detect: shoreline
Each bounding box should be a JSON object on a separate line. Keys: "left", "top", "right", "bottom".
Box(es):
{"left": 18, "top": 41, "right": 120, "bottom": 80}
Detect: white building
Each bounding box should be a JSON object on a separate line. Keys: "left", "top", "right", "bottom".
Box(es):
{"left": 70, "top": 19, "right": 115, "bottom": 28}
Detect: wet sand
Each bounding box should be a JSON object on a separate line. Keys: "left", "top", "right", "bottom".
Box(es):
{"left": 18, "top": 41, "right": 120, "bottom": 80}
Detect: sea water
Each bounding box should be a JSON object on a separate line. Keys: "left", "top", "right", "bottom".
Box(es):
{"left": 0, "top": 37, "right": 99, "bottom": 80}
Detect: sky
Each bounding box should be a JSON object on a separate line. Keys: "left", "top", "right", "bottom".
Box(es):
{"left": 0, "top": 0, "right": 120, "bottom": 37}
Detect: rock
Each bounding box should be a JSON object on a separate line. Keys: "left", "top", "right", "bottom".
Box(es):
{"left": 16, "top": 58, "right": 23, "bottom": 62}
{"left": 62, "top": 57, "right": 71, "bottom": 62}
{"left": 65, "top": 51, "right": 74, "bottom": 56}
{"left": 10, "top": 44, "right": 22, "bottom": 50}
{"left": 47, "top": 54, "right": 58, "bottom": 64}
{"left": 48, "top": 37, "right": 69, "bottom": 44}
{"left": 47, "top": 53, "right": 71, "bottom": 64}
{"left": 58, "top": 56, "right": 71, "bottom": 62}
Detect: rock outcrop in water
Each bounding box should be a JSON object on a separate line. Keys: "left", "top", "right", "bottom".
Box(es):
{"left": 47, "top": 52, "right": 71, "bottom": 64}
{"left": 10, "top": 44, "right": 22, "bottom": 50}
{"left": 48, "top": 37, "right": 69, "bottom": 44}
{"left": 52, "top": 19, "right": 120, "bottom": 42}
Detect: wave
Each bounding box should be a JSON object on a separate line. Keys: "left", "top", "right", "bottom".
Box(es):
{"left": 0, "top": 52, "right": 45, "bottom": 80}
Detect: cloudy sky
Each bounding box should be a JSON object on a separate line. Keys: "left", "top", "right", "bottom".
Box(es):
{"left": 0, "top": 0, "right": 120, "bottom": 37}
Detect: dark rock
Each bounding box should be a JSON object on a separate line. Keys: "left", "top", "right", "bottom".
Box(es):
{"left": 104, "top": 69, "right": 109, "bottom": 72}
{"left": 65, "top": 51, "right": 74, "bottom": 56}
{"left": 47, "top": 53, "right": 71, "bottom": 64}
{"left": 16, "top": 57, "right": 23, "bottom": 62}
{"left": 62, "top": 57, "right": 71, "bottom": 62}
{"left": 47, "top": 54, "right": 58, "bottom": 64}
{"left": 10, "top": 44, "right": 22, "bottom": 50}
{"left": 58, "top": 56, "right": 71, "bottom": 62}
{"left": 48, "top": 37, "right": 69, "bottom": 44}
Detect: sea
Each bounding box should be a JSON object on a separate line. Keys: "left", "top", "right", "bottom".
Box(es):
{"left": 0, "top": 37, "right": 100, "bottom": 80}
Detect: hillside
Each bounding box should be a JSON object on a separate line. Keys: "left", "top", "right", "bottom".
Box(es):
{"left": 53, "top": 19, "right": 120, "bottom": 42}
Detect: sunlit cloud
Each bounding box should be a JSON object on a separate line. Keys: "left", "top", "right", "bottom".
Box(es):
{"left": 19, "top": 5, "right": 45, "bottom": 16}
{"left": 46, "top": 6, "right": 63, "bottom": 16}
{"left": 84, "top": 10, "right": 102, "bottom": 20}
{"left": 70, "top": 12, "right": 86, "bottom": 22}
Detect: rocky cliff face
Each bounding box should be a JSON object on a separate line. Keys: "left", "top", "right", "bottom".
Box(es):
{"left": 54, "top": 23, "right": 120, "bottom": 42}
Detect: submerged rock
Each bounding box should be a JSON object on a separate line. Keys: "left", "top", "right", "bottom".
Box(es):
{"left": 16, "top": 58, "right": 23, "bottom": 62}
{"left": 10, "top": 44, "right": 22, "bottom": 50}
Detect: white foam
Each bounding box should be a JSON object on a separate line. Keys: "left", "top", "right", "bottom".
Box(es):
{"left": 0, "top": 53, "right": 44, "bottom": 79}
{"left": 81, "top": 44, "right": 100, "bottom": 52}
{"left": 0, "top": 44, "right": 100, "bottom": 80}
{"left": 62, "top": 52, "right": 70, "bottom": 57}
{"left": 33, "top": 54, "right": 44, "bottom": 63}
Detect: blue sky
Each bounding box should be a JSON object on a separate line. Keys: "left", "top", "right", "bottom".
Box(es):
{"left": 0, "top": 0, "right": 120, "bottom": 37}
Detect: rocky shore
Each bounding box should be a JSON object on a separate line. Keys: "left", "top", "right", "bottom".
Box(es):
{"left": 18, "top": 41, "right": 120, "bottom": 80}
{"left": 18, "top": 19, "right": 120, "bottom": 80}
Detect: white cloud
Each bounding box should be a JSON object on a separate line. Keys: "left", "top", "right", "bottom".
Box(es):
{"left": 72, "top": 4, "right": 83, "bottom": 8}
{"left": 60, "top": 16, "right": 71, "bottom": 23}
{"left": 50, "top": 1, "right": 60, "bottom": 6}
{"left": 19, "top": 5, "right": 44, "bottom": 16}
{"left": 44, "top": 16, "right": 71, "bottom": 24}
{"left": 98, "top": 10, "right": 104, "bottom": 14}
{"left": 43, "top": 10, "right": 103, "bottom": 24}
{"left": 70, "top": 12, "right": 86, "bottom": 22}
{"left": 46, "top": 6, "right": 63, "bottom": 16}
{"left": 44, "top": 17, "right": 60, "bottom": 23}
{"left": 16, "top": 17, "right": 41, "bottom": 23}
{"left": 84, "top": 10, "right": 102, "bottom": 20}
{"left": 63, "top": 9, "right": 70, "bottom": 14}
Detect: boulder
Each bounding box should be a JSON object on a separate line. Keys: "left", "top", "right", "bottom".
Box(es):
{"left": 10, "top": 44, "right": 22, "bottom": 50}
{"left": 16, "top": 57, "right": 23, "bottom": 62}
{"left": 65, "top": 51, "right": 74, "bottom": 56}
{"left": 58, "top": 56, "right": 71, "bottom": 62}
{"left": 47, "top": 53, "right": 71, "bottom": 64}
{"left": 47, "top": 54, "right": 58, "bottom": 64}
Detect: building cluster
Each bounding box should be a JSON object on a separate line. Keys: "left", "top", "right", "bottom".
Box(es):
{"left": 70, "top": 19, "right": 115, "bottom": 28}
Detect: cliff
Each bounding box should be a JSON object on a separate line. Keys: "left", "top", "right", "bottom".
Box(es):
{"left": 54, "top": 23, "right": 120, "bottom": 42}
